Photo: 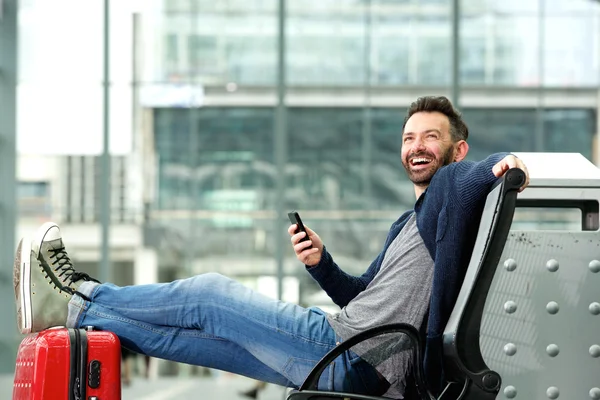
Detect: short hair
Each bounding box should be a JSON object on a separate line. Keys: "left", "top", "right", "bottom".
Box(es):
{"left": 402, "top": 96, "right": 469, "bottom": 142}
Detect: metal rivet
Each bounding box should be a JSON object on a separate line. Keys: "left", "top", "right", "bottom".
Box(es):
{"left": 589, "top": 260, "right": 600, "bottom": 273}
{"left": 546, "top": 344, "right": 559, "bottom": 357}
{"left": 547, "top": 387, "right": 559, "bottom": 399}
{"left": 504, "top": 386, "right": 517, "bottom": 398}
{"left": 590, "top": 303, "right": 600, "bottom": 316}
{"left": 482, "top": 373, "right": 500, "bottom": 391}
{"left": 546, "top": 302, "right": 559, "bottom": 315}
{"left": 504, "top": 301, "right": 517, "bottom": 314}
{"left": 590, "top": 387, "right": 600, "bottom": 399}
{"left": 504, "top": 259, "right": 517, "bottom": 271}
{"left": 590, "top": 345, "right": 600, "bottom": 358}
{"left": 546, "top": 259, "right": 559, "bottom": 272}
{"left": 504, "top": 343, "right": 517, "bottom": 356}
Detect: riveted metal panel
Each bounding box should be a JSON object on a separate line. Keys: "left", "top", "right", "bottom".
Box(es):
{"left": 480, "top": 230, "right": 600, "bottom": 399}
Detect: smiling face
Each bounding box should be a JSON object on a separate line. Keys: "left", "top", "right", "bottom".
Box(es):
{"left": 401, "top": 111, "right": 457, "bottom": 188}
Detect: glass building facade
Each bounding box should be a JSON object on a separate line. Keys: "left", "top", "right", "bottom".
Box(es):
{"left": 150, "top": 0, "right": 599, "bottom": 87}
{"left": 137, "top": 0, "right": 600, "bottom": 285}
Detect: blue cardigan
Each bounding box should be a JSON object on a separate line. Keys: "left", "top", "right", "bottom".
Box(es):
{"left": 308, "top": 152, "right": 508, "bottom": 394}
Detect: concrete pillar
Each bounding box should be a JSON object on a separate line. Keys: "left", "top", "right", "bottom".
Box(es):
{"left": 134, "top": 247, "right": 158, "bottom": 286}
{"left": 134, "top": 247, "right": 159, "bottom": 379}
{"left": 0, "top": 0, "right": 19, "bottom": 373}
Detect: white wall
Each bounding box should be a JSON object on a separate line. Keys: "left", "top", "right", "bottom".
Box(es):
{"left": 16, "top": 0, "right": 156, "bottom": 156}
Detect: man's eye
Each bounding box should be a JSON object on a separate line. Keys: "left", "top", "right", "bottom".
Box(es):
{"left": 403, "top": 137, "right": 412, "bottom": 143}
{"left": 427, "top": 134, "right": 438, "bottom": 139}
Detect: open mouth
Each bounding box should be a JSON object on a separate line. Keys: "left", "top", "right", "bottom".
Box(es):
{"left": 409, "top": 157, "right": 433, "bottom": 168}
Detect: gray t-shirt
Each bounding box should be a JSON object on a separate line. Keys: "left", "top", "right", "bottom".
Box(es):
{"left": 326, "top": 213, "right": 434, "bottom": 398}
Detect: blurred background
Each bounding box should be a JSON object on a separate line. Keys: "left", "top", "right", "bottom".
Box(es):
{"left": 1, "top": 0, "right": 600, "bottom": 398}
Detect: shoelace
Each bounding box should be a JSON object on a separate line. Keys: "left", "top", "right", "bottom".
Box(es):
{"left": 49, "top": 246, "right": 100, "bottom": 287}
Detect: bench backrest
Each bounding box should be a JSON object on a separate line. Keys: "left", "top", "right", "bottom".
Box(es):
{"left": 444, "top": 169, "right": 600, "bottom": 400}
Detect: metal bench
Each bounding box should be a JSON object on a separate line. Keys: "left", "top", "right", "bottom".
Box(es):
{"left": 288, "top": 153, "right": 600, "bottom": 399}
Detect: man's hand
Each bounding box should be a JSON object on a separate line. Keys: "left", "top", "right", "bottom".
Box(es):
{"left": 492, "top": 155, "right": 530, "bottom": 192}
{"left": 288, "top": 224, "right": 323, "bottom": 267}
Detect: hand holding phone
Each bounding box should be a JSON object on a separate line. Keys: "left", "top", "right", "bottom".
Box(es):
{"left": 288, "top": 211, "right": 323, "bottom": 266}
{"left": 288, "top": 211, "right": 312, "bottom": 248}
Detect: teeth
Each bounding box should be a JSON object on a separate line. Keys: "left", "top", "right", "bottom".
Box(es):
{"left": 412, "top": 158, "right": 431, "bottom": 164}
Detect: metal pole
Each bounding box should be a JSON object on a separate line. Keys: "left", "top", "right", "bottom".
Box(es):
{"left": 534, "top": 0, "right": 546, "bottom": 151}
{"left": 0, "top": 0, "right": 19, "bottom": 372}
{"left": 274, "top": 0, "right": 287, "bottom": 301}
{"left": 596, "top": 6, "right": 600, "bottom": 166}
{"left": 450, "top": 0, "right": 460, "bottom": 106}
{"left": 188, "top": 1, "right": 199, "bottom": 278}
{"left": 362, "top": 0, "right": 373, "bottom": 202}
{"left": 100, "top": 0, "right": 111, "bottom": 283}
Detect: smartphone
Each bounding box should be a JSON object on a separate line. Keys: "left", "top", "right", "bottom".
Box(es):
{"left": 288, "top": 211, "right": 312, "bottom": 247}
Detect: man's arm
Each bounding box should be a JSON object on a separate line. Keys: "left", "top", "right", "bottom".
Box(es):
{"left": 288, "top": 218, "right": 412, "bottom": 308}
{"left": 450, "top": 153, "right": 529, "bottom": 209}
{"left": 288, "top": 223, "right": 379, "bottom": 308}
{"left": 449, "top": 152, "right": 507, "bottom": 209}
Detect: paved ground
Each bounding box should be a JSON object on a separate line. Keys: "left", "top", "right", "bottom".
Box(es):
{"left": 3, "top": 373, "right": 292, "bottom": 400}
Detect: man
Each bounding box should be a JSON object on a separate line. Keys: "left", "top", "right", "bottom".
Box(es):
{"left": 13, "top": 96, "right": 528, "bottom": 398}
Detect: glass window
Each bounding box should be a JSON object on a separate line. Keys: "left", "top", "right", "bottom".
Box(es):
{"left": 462, "top": 109, "right": 536, "bottom": 160}
{"left": 287, "top": 108, "right": 411, "bottom": 212}
{"left": 165, "top": 0, "right": 191, "bottom": 13}
{"left": 18, "top": 181, "right": 51, "bottom": 218}
{"left": 478, "top": 2, "right": 599, "bottom": 86}
{"left": 371, "top": 108, "right": 414, "bottom": 210}
{"left": 147, "top": 7, "right": 276, "bottom": 85}
{"left": 225, "top": 36, "right": 277, "bottom": 85}
{"left": 154, "top": 108, "right": 275, "bottom": 211}
{"left": 544, "top": 109, "right": 596, "bottom": 159}
{"left": 287, "top": 1, "right": 367, "bottom": 86}
{"left": 493, "top": 16, "right": 540, "bottom": 86}
{"left": 462, "top": 108, "right": 596, "bottom": 160}
{"left": 165, "top": 34, "right": 178, "bottom": 63}
{"left": 287, "top": 108, "right": 365, "bottom": 209}
{"left": 543, "top": 16, "right": 598, "bottom": 86}
{"left": 416, "top": 23, "right": 451, "bottom": 85}
{"left": 460, "top": 36, "right": 486, "bottom": 84}
{"left": 544, "top": 0, "right": 598, "bottom": 14}
{"left": 188, "top": 35, "right": 217, "bottom": 72}
{"left": 372, "top": 20, "right": 410, "bottom": 85}
{"left": 18, "top": 181, "right": 49, "bottom": 198}
{"left": 490, "top": 0, "right": 539, "bottom": 14}
{"left": 493, "top": 39, "right": 518, "bottom": 85}
{"left": 460, "top": 14, "right": 487, "bottom": 85}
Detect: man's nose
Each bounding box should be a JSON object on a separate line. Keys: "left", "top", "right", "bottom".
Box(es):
{"left": 412, "top": 137, "right": 426, "bottom": 150}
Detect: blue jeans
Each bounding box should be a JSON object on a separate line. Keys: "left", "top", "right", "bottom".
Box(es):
{"left": 67, "top": 273, "right": 387, "bottom": 394}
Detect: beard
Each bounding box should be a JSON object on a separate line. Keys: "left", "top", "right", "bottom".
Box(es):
{"left": 402, "top": 147, "right": 455, "bottom": 187}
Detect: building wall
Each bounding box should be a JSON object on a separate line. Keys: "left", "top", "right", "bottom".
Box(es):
{"left": 13, "top": 0, "right": 600, "bottom": 291}
{"left": 149, "top": 1, "right": 600, "bottom": 87}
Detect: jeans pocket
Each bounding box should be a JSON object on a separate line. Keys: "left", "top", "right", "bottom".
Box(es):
{"left": 282, "top": 356, "right": 332, "bottom": 390}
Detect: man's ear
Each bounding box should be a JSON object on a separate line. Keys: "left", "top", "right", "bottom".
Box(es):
{"left": 454, "top": 140, "right": 469, "bottom": 162}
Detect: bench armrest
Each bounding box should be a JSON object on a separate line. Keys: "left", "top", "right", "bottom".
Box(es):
{"left": 298, "top": 323, "right": 432, "bottom": 400}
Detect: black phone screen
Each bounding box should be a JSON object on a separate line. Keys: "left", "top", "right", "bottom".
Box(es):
{"left": 287, "top": 211, "right": 311, "bottom": 245}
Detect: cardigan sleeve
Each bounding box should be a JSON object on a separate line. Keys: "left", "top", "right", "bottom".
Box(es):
{"left": 451, "top": 152, "right": 509, "bottom": 210}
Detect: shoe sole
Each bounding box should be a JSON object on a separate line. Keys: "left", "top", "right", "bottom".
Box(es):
{"left": 15, "top": 238, "right": 33, "bottom": 334}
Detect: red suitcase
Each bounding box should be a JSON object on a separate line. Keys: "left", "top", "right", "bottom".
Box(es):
{"left": 13, "top": 328, "right": 122, "bottom": 400}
